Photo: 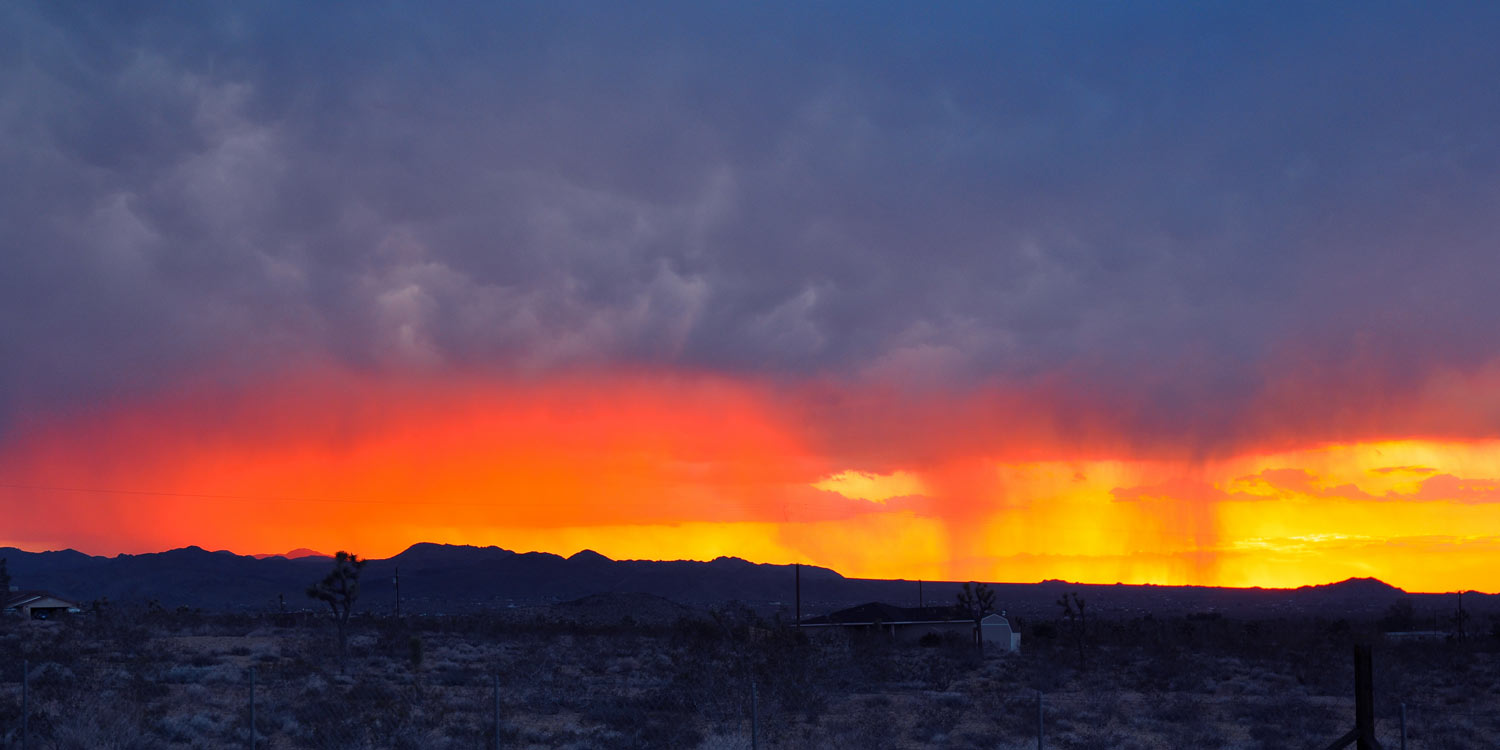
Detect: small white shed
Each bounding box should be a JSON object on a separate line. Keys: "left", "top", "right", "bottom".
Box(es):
{"left": 981, "top": 613, "right": 1021, "bottom": 653}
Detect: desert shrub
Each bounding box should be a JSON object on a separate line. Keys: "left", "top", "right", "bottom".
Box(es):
{"left": 1153, "top": 692, "right": 1202, "bottom": 723}
{"left": 172, "top": 663, "right": 220, "bottom": 684}
{"left": 40, "top": 695, "right": 156, "bottom": 750}
{"left": 428, "top": 659, "right": 475, "bottom": 687}
{"left": 977, "top": 689, "right": 1040, "bottom": 739}
{"left": 120, "top": 669, "right": 171, "bottom": 704}
{"left": 823, "top": 702, "right": 902, "bottom": 749}
{"left": 1230, "top": 693, "right": 1339, "bottom": 749}
{"left": 918, "top": 638, "right": 981, "bottom": 691}
{"left": 287, "top": 678, "right": 429, "bottom": 749}
{"left": 909, "top": 693, "right": 967, "bottom": 742}
{"left": 409, "top": 634, "right": 424, "bottom": 670}
{"left": 158, "top": 711, "right": 231, "bottom": 744}
{"left": 1125, "top": 641, "right": 1190, "bottom": 693}
{"left": 581, "top": 697, "right": 705, "bottom": 750}
{"left": 752, "top": 625, "right": 831, "bottom": 720}
{"left": 0, "top": 692, "right": 18, "bottom": 744}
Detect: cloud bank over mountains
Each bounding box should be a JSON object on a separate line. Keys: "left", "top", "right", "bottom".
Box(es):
{"left": 5, "top": 3, "right": 1500, "bottom": 449}
{"left": 6, "top": 3, "right": 1500, "bottom": 588}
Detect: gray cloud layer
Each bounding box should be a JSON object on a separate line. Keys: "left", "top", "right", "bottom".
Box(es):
{"left": 4, "top": 2, "right": 1500, "bottom": 438}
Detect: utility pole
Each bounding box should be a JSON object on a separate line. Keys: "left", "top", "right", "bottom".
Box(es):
{"left": 794, "top": 562, "right": 801, "bottom": 627}
{"left": 394, "top": 566, "right": 401, "bottom": 618}
{"left": 1457, "top": 591, "right": 1465, "bottom": 641}
{"left": 918, "top": 579, "right": 923, "bottom": 609}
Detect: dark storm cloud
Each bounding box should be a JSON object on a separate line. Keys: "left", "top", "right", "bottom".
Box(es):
{"left": 4, "top": 2, "right": 1500, "bottom": 442}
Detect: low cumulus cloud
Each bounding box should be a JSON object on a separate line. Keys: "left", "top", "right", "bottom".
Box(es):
{"left": 4, "top": 2, "right": 1500, "bottom": 450}
{"left": 1404, "top": 474, "right": 1500, "bottom": 504}
{"left": 1115, "top": 467, "right": 1500, "bottom": 507}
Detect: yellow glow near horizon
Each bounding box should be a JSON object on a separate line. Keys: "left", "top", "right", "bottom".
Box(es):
{"left": 5, "top": 373, "right": 1500, "bottom": 593}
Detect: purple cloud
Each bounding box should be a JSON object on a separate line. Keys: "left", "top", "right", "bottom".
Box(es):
{"left": 3, "top": 2, "right": 1500, "bottom": 451}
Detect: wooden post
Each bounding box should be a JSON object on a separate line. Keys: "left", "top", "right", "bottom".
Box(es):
{"left": 1399, "top": 703, "right": 1406, "bottom": 750}
{"left": 1354, "top": 644, "right": 1375, "bottom": 750}
{"left": 1320, "top": 644, "right": 1384, "bottom": 750}
{"left": 751, "top": 679, "right": 759, "bottom": 750}
{"left": 1036, "top": 689, "right": 1044, "bottom": 750}
{"left": 20, "top": 658, "right": 27, "bottom": 750}
{"left": 248, "top": 667, "right": 256, "bottom": 750}
{"left": 794, "top": 563, "right": 801, "bottom": 627}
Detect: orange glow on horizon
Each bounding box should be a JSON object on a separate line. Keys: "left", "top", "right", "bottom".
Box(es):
{"left": 3, "top": 373, "right": 1500, "bottom": 594}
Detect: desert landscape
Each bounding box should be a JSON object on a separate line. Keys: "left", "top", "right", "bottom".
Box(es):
{"left": 5, "top": 592, "right": 1499, "bottom": 749}
{"left": 8, "top": 3, "right": 1500, "bottom": 749}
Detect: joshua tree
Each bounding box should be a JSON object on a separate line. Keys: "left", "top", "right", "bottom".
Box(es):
{"left": 307, "top": 551, "right": 366, "bottom": 669}
{"left": 1057, "top": 591, "right": 1088, "bottom": 669}
{"left": 957, "top": 581, "right": 997, "bottom": 650}
{"left": 957, "top": 581, "right": 996, "bottom": 620}
{"left": 0, "top": 557, "right": 9, "bottom": 595}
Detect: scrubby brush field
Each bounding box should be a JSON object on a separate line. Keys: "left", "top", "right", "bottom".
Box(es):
{"left": 3, "top": 605, "right": 1499, "bottom": 749}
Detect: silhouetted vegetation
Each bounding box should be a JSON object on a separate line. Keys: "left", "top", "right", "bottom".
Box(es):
{"left": 306, "top": 551, "right": 365, "bottom": 670}
{"left": 1057, "top": 591, "right": 1089, "bottom": 669}
{"left": 956, "top": 581, "right": 996, "bottom": 622}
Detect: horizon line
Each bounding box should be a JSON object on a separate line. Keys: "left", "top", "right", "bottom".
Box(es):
{"left": 2, "top": 541, "right": 1490, "bottom": 596}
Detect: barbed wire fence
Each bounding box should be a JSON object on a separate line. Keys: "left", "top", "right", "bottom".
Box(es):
{"left": 1, "top": 661, "right": 772, "bottom": 749}
{"left": 5, "top": 628, "right": 1500, "bottom": 749}
{"left": 9, "top": 668, "right": 1500, "bottom": 749}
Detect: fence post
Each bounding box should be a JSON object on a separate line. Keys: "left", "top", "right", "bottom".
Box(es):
{"left": 493, "top": 672, "right": 501, "bottom": 750}
{"left": 751, "top": 679, "right": 759, "bottom": 750}
{"left": 1399, "top": 702, "right": 1406, "bottom": 750}
{"left": 1319, "top": 643, "right": 1381, "bottom": 750}
{"left": 248, "top": 667, "right": 256, "bottom": 750}
{"left": 21, "top": 658, "right": 27, "bottom": 750}
{"left": 1354, "top": 644, "right": 1374, "bottom": 750}
{"left": 1036, "top": 689, "right": 1044, "bottom": 750}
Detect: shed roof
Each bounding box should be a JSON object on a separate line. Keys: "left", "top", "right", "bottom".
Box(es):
{"left": 4, "top": 590, "right": 80, "bottom": 610}
{"left": 801, "top": 602, "right": 969, "bottom": 626}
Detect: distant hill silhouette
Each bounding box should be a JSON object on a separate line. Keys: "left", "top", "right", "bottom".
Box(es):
{"left": 550, "top": 591, "right": 695, "bottom": 625}
{"left": 0, "top": 544, "right": 1487, "bottom": 620}
{"left": 252, "top": 548, "right": 329, "bottom": 560}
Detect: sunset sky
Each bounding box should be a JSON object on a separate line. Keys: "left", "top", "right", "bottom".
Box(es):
{"left": 5, "top": 3, "right": 1500, "bottom": 592}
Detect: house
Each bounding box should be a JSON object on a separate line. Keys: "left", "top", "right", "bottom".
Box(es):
{"left": 799, "top": 602, "right": 972, "bottom": 643}
{"left": 799, "top": 602, "right": 1021, "bottom": 653}
{"left": 3, "top": 591, "right": 82, "bottom": 620}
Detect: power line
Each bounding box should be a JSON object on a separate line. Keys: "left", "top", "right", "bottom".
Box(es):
{"left": 0, "top": 482, "right": 494, "bottom": 508}
{"left": 0, "top": 481, "right": 883, "bottom": 512}
{"left": 0, "top": 481, "right": 905, "bottom": 510}
{"left": 0, "top": 481, "right": 1239, "bottom": 537}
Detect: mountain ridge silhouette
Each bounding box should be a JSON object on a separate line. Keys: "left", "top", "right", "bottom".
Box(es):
{"left": 0, "top": 544, "right": 1482, "bottom": 618}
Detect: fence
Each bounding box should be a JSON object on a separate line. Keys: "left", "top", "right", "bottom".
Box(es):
{"left": 2, "top": 654, "right": 771, "bottom": 749}
{"left": 4, "top": 622, "right": 1500, "bottom": 749}
{"left": 7, "top": 669, "right": 1499, "bottom": 748}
